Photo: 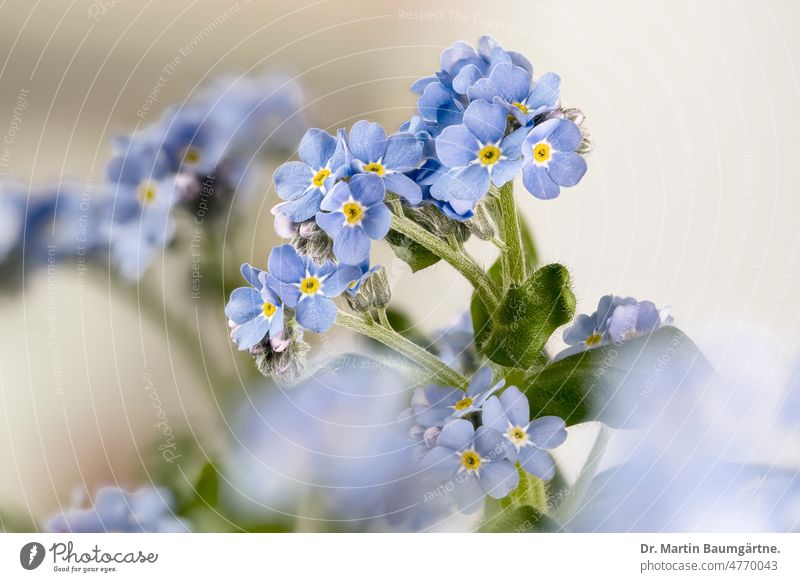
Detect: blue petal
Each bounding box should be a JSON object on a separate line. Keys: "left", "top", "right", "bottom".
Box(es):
{"left": 463, "top": 100, "right": 507, "bottom": 145}
{"left": 296, "top": 294, "right": 337, "bottom": 333}
{"left": 348, "top": 120, "right": 387, "bottom": 163}
{"left": 452, "top": 64, "right": 483, "bottom": 94}
{"left": 277, "top": 189, "right": 324, "bottom": 222}
{"left": 480, "top": 396, "right": 508, "bottom": 433}
{"left": 518, "top": 446, "right": 556, "bottom": 480}
{"left": 489, "top": 63, "right": 531, "bottom": 104}
{"left": 528, "top": 416, "right": 567, "bottom": 449}
{"left": 467, "top": 367, "right": 493, "bottom": 396}
{"left": 322, "top": 263, "right": 363, "bottom": 296}
{"left": 382, "top": 173, "right": 422, "bottom": 204}
{"left": 268, "top": 307, "right": 285, "bottom": 338}
{"left": 466, "top": 78, "right": 499, "bottom": 103}
{"left": 548, "top": 151, "right": 587, "bottom": 187}
{"left": 320, "top": 180, "right": 351, "bottom": 211}
{"left": 563, "top": 313, "right": 595, "bottom": 344}
{"left": 453, "top": 474, "right": 486, "bottom": 513}
{"left": 490, "top": 158, "right": 523, "bottom": 187}
{"left": 233, "top": 315, "right": 271, "bottom": 350}
{"left": 479, "top": 459, "right": 519, "bottom": 499}
{"left": 332, "top": 226, "right": 371, "bottom": 265}
{"left": 635, "top": 301, "right": 661, "bottom": 333}
{"left": 299, "top": 128, "right": 338, "bottom": 169}
{"left": 268, "top": 243, "right": 306, "bottom": 283}
{"left": 350, "top": 173, "right": 385, "bottom": 206}
{"left": 528, "top": 72, "right": 561, "bottom": 114}
{"left": 240, "top": 263, "right": 263, "bottom": 289}
{"left": 473, "top": 426, "right": 505, "bottom": 459}
{"left": 499, "top": 386, "right": 530, "bottom": 427}
{"left": 436, "top": 125, "right": 479, "bottom": 168}
{"left": 225, "top": 287, "right": 263, "bottom": 324}
{"left": 265, "top": 273, "right": 300, "bottom": 308}
{"left": 421, "top": 446, "right": 460, "bottom": 481}
{"left": 524, "top": 118, "right": 560, "bottom": 149}
{"left": 424, "top": 385, "right": 462, "bottom": 408}
{"left": 547, "top": 118, "right": 583, "bottom": 151}
{"left": 522, "top": 164, "right": 560, "bottom": 200}
{"left": 418, "top": 82, "right": 458, "bottom": 123}
{"left": 437, "top": 418, "right": 475, "bottom": 451}
{"left": 362, "top": 204, "right": 391, "bottom": 240}
{"left": 315, "top": 210, "right": 345, "bottom": 240}
{"left": 274, "top": 161, "right": 313, "bottom": 201}
{"left": 447, "top": 165, "right": 490, "bottom": 202}
{"left": 382, "top": 132, "right": 422, "bottom": 172}
{"left": 441, "top": 41, "right": 478, "bottom": 72}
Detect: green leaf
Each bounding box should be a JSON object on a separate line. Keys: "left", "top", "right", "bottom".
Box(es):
{"left": 472, "top": 263, "right": 575, "bottom": 368}
{"left": 524, "top": 326, "right": 713, "bottom": 428}
{"left": 479, "top": 503, "right": 558, "bottom": 533}
{"left": 386, "top": 229, "right": 441, "bottom": 272}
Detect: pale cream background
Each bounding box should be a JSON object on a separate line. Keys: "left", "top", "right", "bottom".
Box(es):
{"left": 1, "top": 0, "right": 799, "bottom": 521}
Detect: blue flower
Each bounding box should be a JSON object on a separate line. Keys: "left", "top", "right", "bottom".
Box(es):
{"left": 345, "top": 260, "right": 379, "bottom": 296}
{"left": 44, "top": 486, "right": 189, "bottom": 533}
{"left": 225, "top": 263, "right": 285, "bottom": 351}
{"left": 341, "top": 120, "right": 423, "bottom": 204}
{"left": 421, "top": 419, "right": 518, "bottom": 513}
{"left": 431, "top": 99, "right": 526, "bottom": 214}
{"left": 468, "top": 62, "right": 561, "bottom": 126}
{"left": 273, "top": 128, "right": 345, "bottom": 222}
{"left": 433, "top": 312, "right": 479, "bottom": 374}
{"left": 315, "top": 173, "right": 391, "bottom": 265}
{"left": 159, "top": 105, "right": 228, "bottom": 176}
{"left": 413, "top": 367, "right": 503, "bottom": 428}
{"left": 521, "top": 118, "right": 587, "bottom": 200}
{"left": 556, "top": 295, "right": 672, "bottom": 360}
{"left": 265, "top": 244, "right": 361, "bottom": 333}
{"left": 109, "top": 176, "right": 182, "bottom": 280}
{"left": 482, "top": 386, "right": 567, "bottom": 480}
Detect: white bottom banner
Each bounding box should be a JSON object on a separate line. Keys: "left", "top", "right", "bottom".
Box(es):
{"left": 1, "top": 533, "right": 798, "bottom": 580}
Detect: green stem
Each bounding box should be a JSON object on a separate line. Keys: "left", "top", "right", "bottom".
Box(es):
{"left": 335, "top": 310, "right": 466, "bottom": 388}
{"left": 390, "top": 213, "right": 498, "bottom": 305}
{"left": 498, "top": 181, "right": 526, "bottom": 285}
{"left": 376, "top": 307, "right": 393, "bottom": 330}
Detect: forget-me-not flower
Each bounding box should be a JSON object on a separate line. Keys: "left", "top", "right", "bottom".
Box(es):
{"left": 315, "top": 173, "right": 391, "bottom": 265}
{"left": 225, "top": 263, "right": 285, "bottom": 351}
{"left": 413, "top": 366, "right": 503, "bottom": 428}
{"left": 273, "top": 128, "right": 345, "bottom": 222}
{"left": 265, "top": 244, "right": 361, "bottom": 333}
{"left": 482, "top": 386, "right": 567, "bottom": 480}
{"left": 521, "top": 118, "right": 587, "bottom": 200}
{"left": 421, "top": 418, "right": 518, "bottom": 513}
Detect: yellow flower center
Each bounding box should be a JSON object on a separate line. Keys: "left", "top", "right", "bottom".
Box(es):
{"left": 183, "top": 146, "right": 201, "bottom": 165}
{"left": 363, "top": 162, "right": 385, "bottom": 176}
{"left": 342, "top": 201, "right": 365, "bottom": 225}
{"left": 507, "top": 426, "right": 528, "bottom": 446}
{"left": 533, "top": 142, "right": 551, "bottom": 163}
{"left": 300, "top": 276, "right": 320, "bottom": 295}
{"left": 312, "top": 168, "right": 330, "bottom": 187}
{"left": 585, "top": 332, "right": 603, "bottom": 347}
{"left": 138, "top": 181, "right": 158, "bottom": 205}
{"left": 512, "top": 102, "right": 529, "bottom": 114}
{"left": 262, "top": 301, "right": 277, "bottom": 318}
{"left": 453, "top": 396, "right": 474, "bottom": 411}
{"left": 478, "top": 144, "right": 501, "bottom": 166}
{"left": 460, "top": 450, "right": 482, "bottom": 472}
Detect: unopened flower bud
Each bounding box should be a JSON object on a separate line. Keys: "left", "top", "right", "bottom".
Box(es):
{"left": 464, "top": 202, "right": 495, "bottom": 241}
{"left": 292, "top": 220, "right": 335, "bottom": 264}
{"left": 250, "top": 321, "right": 309, "bottom": 379}
{"left": 345, "top": 266, "right": 392, "bottom": 312}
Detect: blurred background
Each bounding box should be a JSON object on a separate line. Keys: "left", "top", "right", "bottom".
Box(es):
{"left": 0, "top": 0, "right": 798, "bottom": 525}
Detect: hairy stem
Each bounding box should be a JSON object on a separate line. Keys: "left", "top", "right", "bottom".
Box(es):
{"left": 389, "top": 213, "right": 498, "bottom": 305}
{"left": 336, "top": 310, "right": 466, "bottom": 388}
{"left": 377, "top": 307, "right": 393, "bottom": 330}
{"left": 498, "top": 181, "right": 526, "bottom": 285}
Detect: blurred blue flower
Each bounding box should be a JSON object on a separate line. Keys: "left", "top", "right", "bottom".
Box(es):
{"left": 265, "top": 243, "right": 360, "bottom": 333}
{"left": 556, "top": 294, "right": 672, "bottom": 360}
{"left": 413, "top": 367, "right": 503, "bottom": 428}
{"left": 226, "top": 263, "right": 285, "bottom": 351}
{"left": 468, "top": 62, "right": 561, "bottom": 126}
{"left": 340, "top": 120, "right": 423, "bottom": 204}
{"left": 315, "top": 173, "right": 391, "bottom": 265}
{"left": 273, "top": 128, "right": 345, "bottom": 222}
{"left": 432, "top": 312, "right": 479, "bottom": 374}
{"left": 421, "top": 419, "right": 518, "bottom": 513}
{"left": 521, "top": 118, "right": 587, "bottom": 200}
{"left": 431, "top": 100, "right": 526, "bottom": 215}
{"left": 482, "top": 386, "right": 567, "bottom": 480}
{"left": 45, "top": 486, "right": 188, "bottom": 533}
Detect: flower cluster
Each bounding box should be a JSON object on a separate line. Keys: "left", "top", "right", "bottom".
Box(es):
{"left": 556, "top": 294, "right": 674, "bottom": 360}
{"left": 45, "top": 486, "right": 189, "bottom": 533}
{"left": 228, "top": 36, "right": 590, "bottom": 373}
{"left": 407, "top": 367, "right": 567, "bottom": 513}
